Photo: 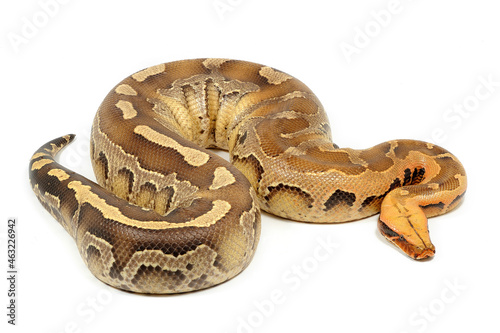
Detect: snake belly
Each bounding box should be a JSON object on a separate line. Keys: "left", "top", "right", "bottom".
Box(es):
{"left": 29, "top": 58, "right": 467, "bottom": 294}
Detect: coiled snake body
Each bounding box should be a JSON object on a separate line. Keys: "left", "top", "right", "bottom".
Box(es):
{"left": 29, "top": 59, "right": 467, "bottom": 294}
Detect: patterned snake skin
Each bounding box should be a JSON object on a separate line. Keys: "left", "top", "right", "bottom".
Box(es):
{"left": 29, "top": 59, "right": 467, "bottom": 294}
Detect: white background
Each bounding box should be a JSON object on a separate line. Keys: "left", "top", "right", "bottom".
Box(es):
{"left": 1, "top": 0, "right": 499, "bottom": 332}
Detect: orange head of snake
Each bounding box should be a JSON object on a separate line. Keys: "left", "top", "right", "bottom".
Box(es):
{"left": 378, "top": 219, "right": 435, "bottom": 260}
{"left": 378, "top": 195, "right": 435, "bottom": 260}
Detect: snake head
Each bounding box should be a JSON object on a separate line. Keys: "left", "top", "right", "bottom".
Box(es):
{"left": 378, "top": 219, "right": 435, "bottom": 260}
{"left": 378, "top": 194, "right": 435, "bottom": 260}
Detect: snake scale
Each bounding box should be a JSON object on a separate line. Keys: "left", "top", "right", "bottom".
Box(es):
{"left": 29, "top": 59, "right": 467, "bottom": 294}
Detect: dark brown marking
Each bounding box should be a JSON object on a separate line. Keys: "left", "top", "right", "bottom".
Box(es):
{"left": 265, "top": 184, "right": 314, "bottom": 208}
{"left": 412, "top": 167, "right": 426, "bottom": 184}
{"left": 188, "top": 274, "right": 209, "bottom": 289}
{"left": 154, "top": 186, "right": 175, "bottom": 215}
{"left": 403, "top": 167, "right": 426, "bottom": 186}
{"left": 96, "top": 152, "right": 109, "bottom": 180}
{"left": 205, "top": 78, "right": 220, "bottom": 145}
{"left": 378, "top": 220, "right": 400, "bottom": 239}
{"left": 131, "top": 265, "right": 188, "bottom": 288}
{"left": 181, "top": 84, "right": 200, "bottom": 136}
{"left": 420, "top": 202, "right": 445, "bottom": 210}
{"left": 360, "top": 195, "right": 377, "bottom": 209}
{"left": 449, "top": 192, "right": 465, "bottom": 208}
{"left": 232, "top": 154, "right": 264, "bottom": 187}
{"left": 403, "top": 168, "right": 412, "bottom": 186}
{"left": 86, "top": 245, "right": 102, "bottom": 261}
{"left": 142, "top": 182, "right": 157, "bottom": 192}
{"left": 359, "top": 177, "right": 401, "bottom": 212}
{"left": 320, "top": 123, "right": 331, "bottom": 136}
{"left": 324, "top": 189, "right": 356, "bottom": 211}
{"left": 388, "top": 178, "right": 402, "bottom": 192}
{"left": 118, "top": 167, "right": 134, "bottom": 194}
{"left": 238, "top": 131, "right": 248, "bottom": 146}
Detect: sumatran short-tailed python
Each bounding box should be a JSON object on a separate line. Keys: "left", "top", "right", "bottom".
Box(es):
{"left": 29, "top": 59, "right": 467, "bottom": 294}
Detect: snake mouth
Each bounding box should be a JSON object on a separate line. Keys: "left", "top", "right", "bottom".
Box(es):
{"left": 413, "top": 247, "right": 435, "bottom": 260}
{"left": 378, "top": 220, "right": 435, "bottom": 260}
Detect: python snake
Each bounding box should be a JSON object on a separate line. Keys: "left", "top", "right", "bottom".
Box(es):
{"left": 29, "top": 59, "right": 467, "bottom": 294}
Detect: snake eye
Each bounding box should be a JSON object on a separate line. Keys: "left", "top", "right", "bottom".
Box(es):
{"left": 399, "top": 235, "right": 405, "bottom": 241}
